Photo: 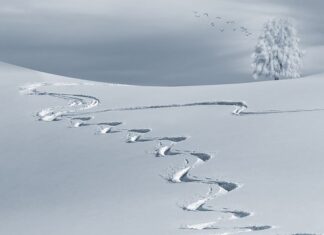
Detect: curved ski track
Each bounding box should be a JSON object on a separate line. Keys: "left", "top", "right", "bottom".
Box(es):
{"left": 20, "top": 82, "right": 317, "bottom": 235}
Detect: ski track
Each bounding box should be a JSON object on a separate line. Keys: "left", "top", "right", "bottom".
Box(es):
{"left": 20, "top": 82, "right": 284, "bottom": 234}
{"left": 21, "top": 83, "right": 100, "bottom": 122}
{"left": 77, "top": 100, "right": 248, "bottom": 116}
{"left": 70, "top": 121, "right": 124, "bottom": 133}
{"left": 190, "top": 152, "right": 213, "bottom": 162}
{"left": 165, "top": 166, "right": 240, "bottom": 192}
{"left": 126, "top": 133, "right": 142, "bottom": 143}
{"left": 240, "top": 108, "right": 324, "bottom": 116}
{"left": 128, "top": 128, "right": 152, "bottom": 134}
{"left": 71, "top": 116, "right": 94, "bottom": 121}
{"left": 154, "top": 142, "right": 181, "bottom": 157}
{"left": 291, "top": 234, "right": 323, "bottom": 235}
{"left": 180, "top": 187, "right": 226, "bottom": 212}
{"left": 158, "top": 136, "right": 188, "bottom": 143}
{"left": 182, "top": 223, "right": 273, "bottom": 232}
{"left": 222, "top": 209, "right": 253, "bottom": 219}
{"left": 125, "top": 136, "right": 189, "bottom": 144}
{"left": 98, "top": 122, "right": 123, "bottom": 127}
{"left": 164, "top": 159, "right": 192, "bottom": 183}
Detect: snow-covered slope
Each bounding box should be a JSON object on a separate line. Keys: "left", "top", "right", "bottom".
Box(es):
{"left": 1, "top": 62, "right": 324, "bottom": 235}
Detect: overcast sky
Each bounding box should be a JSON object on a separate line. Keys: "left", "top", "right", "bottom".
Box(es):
{"left": 0, "top": 0, "right": 323, "bottom": 85}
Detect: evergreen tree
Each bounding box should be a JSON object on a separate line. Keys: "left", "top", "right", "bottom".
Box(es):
{"left": 252, "top": 18, "right": 303, "bottom": 80}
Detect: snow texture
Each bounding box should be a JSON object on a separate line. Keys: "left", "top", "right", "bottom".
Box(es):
{"left": 252, "top": 18, "right": 303, "bottom": 80}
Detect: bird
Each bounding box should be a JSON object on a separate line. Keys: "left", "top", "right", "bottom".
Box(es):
{"left": 193, "top": 11, "right": 200, "bottom": 17}
{"left": 240, "top": 26, "right": 248, "bottom": 31}
{"left": 226, "top": 20, "right": 235, "bottom": 24}
{"left": 192, "top": 11, "right": 253, "bottom": 39}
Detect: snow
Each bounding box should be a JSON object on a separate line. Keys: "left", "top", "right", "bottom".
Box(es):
{"left": 252, "top": 18, "right": 303, "bottom": 80}
{"left": 3, "top": 0, "right": 322, "bottom": 86}
{"left": 1, "top": 60, "right": 324, "bottom": 235}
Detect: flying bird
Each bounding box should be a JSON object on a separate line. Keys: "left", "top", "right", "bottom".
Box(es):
{"left": 193, "top": 11, "right": 201, "bottom": 17}
{"left": 192, "top": 11, "right": 253, "bottom": 38}
{"left": 240, "top": 26, "right": 248, "bottom": 31}
{"left": 226, "top": 20, "right": 235, "bottom": 24}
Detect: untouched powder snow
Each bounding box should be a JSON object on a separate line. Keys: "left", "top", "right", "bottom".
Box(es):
{"left": 1, "top": 62, "right": 324, "bottom": 235}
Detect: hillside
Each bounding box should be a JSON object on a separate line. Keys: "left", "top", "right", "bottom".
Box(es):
{"left": 0, "top": 62, "right": 323, "bottom": 235}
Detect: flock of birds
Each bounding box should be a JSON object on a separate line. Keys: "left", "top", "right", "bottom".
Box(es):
{"left": 193, "top": 11, "right": 252, "bottom": 37}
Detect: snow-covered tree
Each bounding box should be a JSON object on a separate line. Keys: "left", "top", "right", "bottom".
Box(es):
{"left": 252, "top": 18, "right": 303, "bottom": 80}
